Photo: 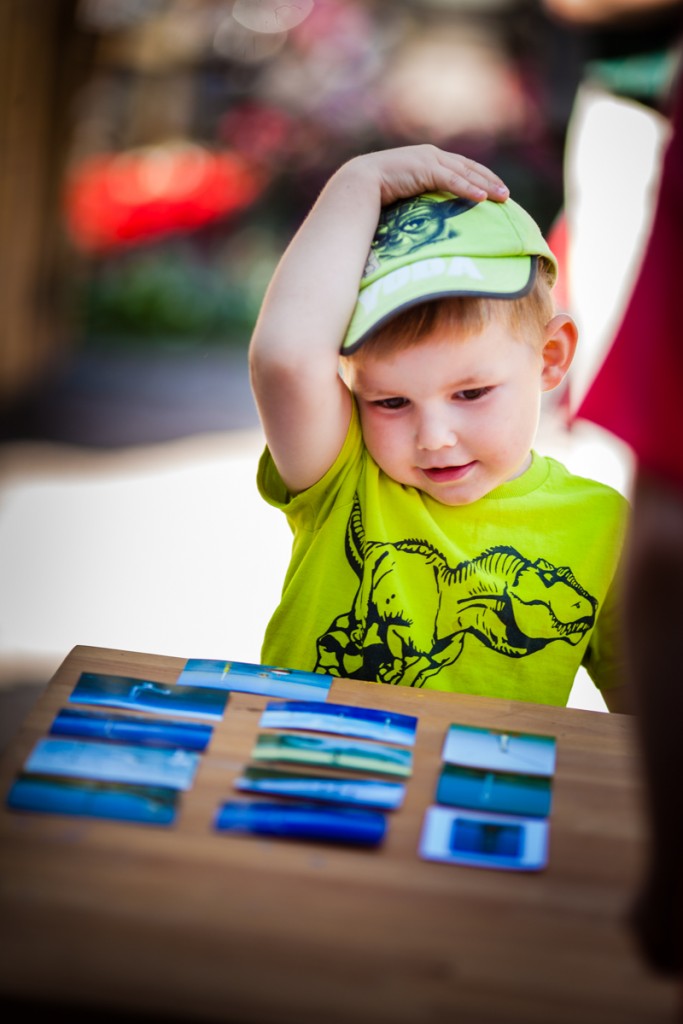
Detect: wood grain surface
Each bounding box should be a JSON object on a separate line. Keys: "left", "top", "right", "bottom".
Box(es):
{"left": 0, "top": 645, "right": 677, "bottom": 1023}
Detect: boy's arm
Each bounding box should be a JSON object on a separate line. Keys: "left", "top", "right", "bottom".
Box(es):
{"left": 584, "top": 571, "right": 634, "bottom": 713}
{"left": 248, "top": 145, "right": 509, "bottom": 494}
{"left": 603, "top": 682, "right": 633, "bottom": 713}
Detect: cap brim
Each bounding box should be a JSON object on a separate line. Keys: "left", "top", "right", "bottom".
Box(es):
{"left": 341, "top": 255, "right": 536, "bottom": 355}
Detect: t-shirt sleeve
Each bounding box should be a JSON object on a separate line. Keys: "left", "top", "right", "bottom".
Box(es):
{"left": 581, "top": 571, "right": 626, "bottom": 697}
{"left": 256, "top": 401, "right": 364, "bottom": 529}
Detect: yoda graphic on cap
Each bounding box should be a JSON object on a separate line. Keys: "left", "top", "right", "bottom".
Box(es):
{"left": 362, "top": 194, "right": 476, "bottom": 277}
{"left": 376, "top": 194, "right": 477, "bottom": 258}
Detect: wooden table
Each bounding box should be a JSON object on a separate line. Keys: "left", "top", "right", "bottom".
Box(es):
{"left": 0, "top": 645, "right": 677, "bottom": 1023}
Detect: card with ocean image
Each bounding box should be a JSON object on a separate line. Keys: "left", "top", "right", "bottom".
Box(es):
{"left": 176, "top": 659, "right": 332, "bottom": 701}
{"left": 419, "top": 805, "right": 549, "bottom": 872}
{"left": 23, "top": 737, "right": 201, "bottom": 791}
{"left": 235, "top": 765, "right": 406, "bottom": 810}
{"left": 7, "top": 773, "right": 179, "bottom": 825}
{"left": 259, "top": 701, "right": 417, "bottom": 746}
{"left": 435, "top": 763, "right": 552, "bottom": 818}
{"left": 215, "top": 800, "right": 387, "bottom": 846}
{"left": 50, "top": 707, "right": 213, "bottom": 751}
{"left": 251, "top": 732, "right": 413, "bottom": 778}
{"left": 69, "top": 672, "right": 228, "bottom": 721}
{"left": 441, "top": 724, "right": 556, "bottom": 778}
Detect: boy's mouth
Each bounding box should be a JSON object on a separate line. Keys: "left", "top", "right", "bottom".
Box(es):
{"left": 421, "top": 462, "right": 477, "bottom": 483}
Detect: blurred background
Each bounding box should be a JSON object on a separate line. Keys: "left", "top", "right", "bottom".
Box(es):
{"left": 1, "top": 0, "right": 679, "bottom": 739}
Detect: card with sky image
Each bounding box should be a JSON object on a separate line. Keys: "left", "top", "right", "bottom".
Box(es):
{"left": 7, "top": 773, "right": 179, "bottom": 825}
{"left": 251, "top": 732, "right": 413, "bottom": 778}
{"left": 50, "top": 707, "right": 213, "bottom": 752}
{"left": 175, "top": 659, "right": 332, "bottom": 701}
{"left": 215, "top": 800, "right": 387, "bottom": 846}
{"left": 436, "top": 762, "right": 552, "bottom": 818}
{"left": 235, "top": 765, "right": 406, "bottom": 810}
{"left": 258, "top": 700, "right": 417, "bottom": 746}
{"left": 419, "top": 805, "right": 549, "bottom": 872}
{"left": 441, "top": 724, "right": 556, "bottom": 778}
{"left": 69, "top": 671, "right": 228, "bottom": 721}
{"left": 23, "top": 736, "right": 201, "bottom": 791}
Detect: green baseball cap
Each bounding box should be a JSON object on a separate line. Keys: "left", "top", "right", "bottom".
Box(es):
{"left": 341, "top": 191, "right": 558, "bottom": 354}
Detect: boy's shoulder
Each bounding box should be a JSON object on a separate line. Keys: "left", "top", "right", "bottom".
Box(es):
{"left": 538, "top": 452, "right": 630, "bottom": 510}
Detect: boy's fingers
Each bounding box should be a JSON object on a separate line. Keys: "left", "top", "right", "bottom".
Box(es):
{"left": 442, "top": 155, "right": 509, "bottom": 202}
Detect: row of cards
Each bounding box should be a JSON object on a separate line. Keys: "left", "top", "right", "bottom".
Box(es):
{"left": 418, "top": 724, "right": 556, "bottom": 872}
{"left": 216, "top": 700, "right": 419, "bottom": 846}
{"left": 56, "top": 659, "right": 336, "bottom": 723}
{"left": 6, "top": 659, "right": 334, "bottom": 825}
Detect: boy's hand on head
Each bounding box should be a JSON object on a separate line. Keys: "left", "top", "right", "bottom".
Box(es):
{"left": 250, "top": 144, "right": 508, "bottom": 496}
{"left": 352, "top": 144, "right": 509, "bottom": 208}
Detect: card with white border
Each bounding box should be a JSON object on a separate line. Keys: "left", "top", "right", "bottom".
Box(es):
{"left": 419, "top": 805, "right": 549, "bottom": 872}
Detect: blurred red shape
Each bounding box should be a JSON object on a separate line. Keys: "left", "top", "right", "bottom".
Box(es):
{"left": 65, "top": 143, "right": 265, "bottom": 251}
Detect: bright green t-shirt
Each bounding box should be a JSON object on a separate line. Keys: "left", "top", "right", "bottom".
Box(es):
{"left": 257, "top": 405, "right": 629, "bottom": 706}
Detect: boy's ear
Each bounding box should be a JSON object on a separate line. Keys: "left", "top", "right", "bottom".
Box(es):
{"left": 540, "top": 314, "right": 578, "bottom": 392}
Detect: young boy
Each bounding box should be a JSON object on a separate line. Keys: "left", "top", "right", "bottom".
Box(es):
{"left": 249, "top": 145, "right": 629, "bottom": 711}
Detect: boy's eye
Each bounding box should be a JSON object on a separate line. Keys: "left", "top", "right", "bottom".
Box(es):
{"left": 455, "top": 387, "right": 491, "bottom": 402}
{"left": 373, "top": 396, "right": 408, "bottom": 410}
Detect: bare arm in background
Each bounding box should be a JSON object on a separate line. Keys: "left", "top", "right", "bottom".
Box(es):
{"left": 544, "top": 0, "right": 681, "bottom": 23}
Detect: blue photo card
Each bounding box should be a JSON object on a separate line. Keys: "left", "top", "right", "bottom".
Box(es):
{"left": 435, "top": 763, "right": 553, "bottom": 818}
{"left": 69, "top": 672, "right": 228, "bottom": 722}
{"left": 215, "top": 800, "right": 387, "bottom": 846}
{"left": 419, "top": 805, "right": 549, "bottom": 872}
{"left": 50, "top": 707, "right": 213, "bottom": 752}
{"left": 235, "top": 765, "right": 406, "bottom": 811}
{"left": 7, "top": 773, "right": 178, "bottom": 826}
{"left": 259, "top": 700, "right": 417, "bottom": 747}
{"left": 176, "top": 659, "right": 332, "bottom": 702}
{"left": 441, "top": 724, "right": 556, "bottom": 778}
{"left": 24, "top": 737, "right": 201, "bottom": 791}
{"left": 252, "top": 731, "right": 413, "bottom": 778}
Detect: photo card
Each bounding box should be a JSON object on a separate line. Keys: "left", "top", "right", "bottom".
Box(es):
{"left": 50, "top": 707, "right": 213, "bottom": 752}
{"left": 419, "top": 805, "right": 549, "bottom": 872}
{"left": 235, "top": 765, "right": 405, "bottom": 811}
{"left": 441, "top": 724, "right": 556, "bottom": 778}
{"left": 176, "top": 659, "right": 332, "bottom": 701}
{"left": 69, "top": 671, "right": 228, "bottom": 721}
{"left": 7, "top": 773, "right": 179, "bottom": 825}
{"left": 251, "top": 731, "right": 413, "bottom": 778}
{"left": 259, "top": 700, "right": 417, "bottom": 746}
{"left": 214, "top": 800, "right": 387, "bottom": 846}
{"left": 436, "top": 763, "right": 552, "bottom": 818}
{"left": 23, "top": 736, "right": 201, "bottom": 791}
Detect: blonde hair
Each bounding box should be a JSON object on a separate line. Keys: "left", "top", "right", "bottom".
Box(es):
{"left": 343, "top": 257, "right": 555, "bottom": 364}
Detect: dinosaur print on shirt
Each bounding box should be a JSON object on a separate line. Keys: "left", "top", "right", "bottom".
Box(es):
{"left": 315, "top": 496, "right": 597, "bottom": 688}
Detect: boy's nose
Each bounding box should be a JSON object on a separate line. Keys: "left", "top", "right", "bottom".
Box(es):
{"left": 416, "top": 412, "right": 457, "bottom": 451}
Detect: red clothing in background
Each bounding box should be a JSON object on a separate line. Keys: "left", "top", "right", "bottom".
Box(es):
{"left": 577, "top": 73, "right": 683, "bottom": 490}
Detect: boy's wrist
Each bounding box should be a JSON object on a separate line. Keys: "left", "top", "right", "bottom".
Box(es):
{"left": 324, "top": 156, "right": 384, "bottom": 215}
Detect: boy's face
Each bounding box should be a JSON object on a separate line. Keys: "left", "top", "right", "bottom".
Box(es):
{"left": 346, "top": 320, "right": 546, "bottom": 506}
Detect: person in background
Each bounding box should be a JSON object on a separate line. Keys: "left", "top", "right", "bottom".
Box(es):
{"left": 578, "top": 66, "right": 683, "bottom": 979}
{"left": 546, "top": 0, "right": 683, "bottom": 982}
